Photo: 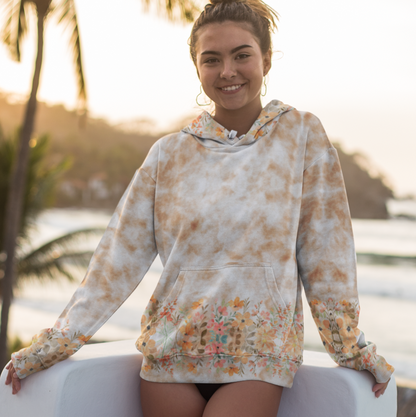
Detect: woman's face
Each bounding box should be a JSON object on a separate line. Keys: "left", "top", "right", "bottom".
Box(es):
{"left": 195, "top": 21, "right": 271, "bottom": 114}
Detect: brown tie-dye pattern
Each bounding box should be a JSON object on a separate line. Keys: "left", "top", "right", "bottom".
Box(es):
{"left": 11, "top": 100, "right": 393, "bottom": 387}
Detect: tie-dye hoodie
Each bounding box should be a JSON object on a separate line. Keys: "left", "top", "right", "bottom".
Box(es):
{"left": 11, "top": 100, "right": 394, "bottom": 387}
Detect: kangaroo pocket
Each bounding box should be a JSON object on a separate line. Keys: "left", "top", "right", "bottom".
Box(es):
{"left": 136, "top": 263, "right": 292, "bottom": 360}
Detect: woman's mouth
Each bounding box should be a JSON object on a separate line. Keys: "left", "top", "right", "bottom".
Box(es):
{"left": 219, "top": 84, "right": 245, "bottom": 93}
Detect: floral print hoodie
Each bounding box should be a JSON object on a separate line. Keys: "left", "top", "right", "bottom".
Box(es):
{"left": 11, "top": 100, "right": 394, "bottom": 387}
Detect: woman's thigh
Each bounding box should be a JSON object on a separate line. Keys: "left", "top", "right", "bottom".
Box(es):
{"left": 140, "top": 377, "right": 206, "bottom": 417}
{"left": 203, "top": 380, "right": 283, "bottom": 417}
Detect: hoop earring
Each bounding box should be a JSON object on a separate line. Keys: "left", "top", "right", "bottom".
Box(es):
{"left": 261, "top": 77, "right": 267, "bottom": 97}
{"left": 196, "top": 85, "right": 212, "bottom": 106}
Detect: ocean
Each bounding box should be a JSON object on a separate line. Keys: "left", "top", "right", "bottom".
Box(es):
{"left": 8, "top": 207, "right": 416, "bottom": 381}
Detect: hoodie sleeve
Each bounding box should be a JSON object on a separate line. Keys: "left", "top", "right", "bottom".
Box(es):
{"left": 11, "top": 143, "right": 160, "bottom": 380}
{"left": 296, "top": 115, "right": 394, "bottom": 384}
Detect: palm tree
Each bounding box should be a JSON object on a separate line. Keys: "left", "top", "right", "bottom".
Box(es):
{"left": 0, "top": 0, "right": 87, "bottom": 367}
{"left": 0, "top": 126, "right": 105, "bottom": 361}
{"left": 0, "top": 0, "right": 200, "bottom": 368}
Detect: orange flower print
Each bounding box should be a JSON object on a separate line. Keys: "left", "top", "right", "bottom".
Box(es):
{"left": 318, "top": 320, "right": 332, "bottom": 340}
{"left": 234, "top": 349, "right": 248, "bottom": 364}
{"left": 310, "top": 300, "right": 319, "bottom": 306}
{"left": 141, "top": 338, "right": 156, "bottom": 356}
{"left": 280, "top": 330, "right": 298, "bottom": 355}
{"left": 178, "top": 338, "right": 193, "bottom": 352}
{"left": 223, "top": 365, "right": 239, "bottom": 376}
{"left": 179, "top": 322, "right": 195, "bottom": 338}
{"left": 215, "top": 127, "right": 223, "bottom": 137}
{"left": 143, "top": 364, "right": 152, "bottom": 373}
{"left": 362, "top": 352, "right": 372, "bottom": 365}
{"left": 192, "top": 299, "right": 204, "bottom": 310}
{"left": 57, "top": 338, "right": 78, "bottom": 356}
{"left": 20, "top": 361, "right": 42, "bottom": 376}
{"left": 187, "top": 363, "right": 197, "bottom": 374}
{"left": 141, "top": 339, "right": 156, "bottom": 356}
{"left": 315, "top": 319, "right": 336, "bottom": 353}
{"left": 255, "top": 326, "right": 276, "bottom": 351}
{"left": 232, "top": 312, "right": 254, "bottom": 330}
{"left": 229, "top": 297, "right": 244, "bottom": 310}
{"left": 142, "top": 323, "right": 156, "bottom": 336}
{"left": 160, "top": 310, "right": 172, "bottom": 322}
{"left": 78, "top": 335, "right": 92, "bottom": 344}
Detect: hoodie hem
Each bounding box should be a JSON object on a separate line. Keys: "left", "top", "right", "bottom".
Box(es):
{"left": 139, "top": 353, "right": 301, "bottom": 388}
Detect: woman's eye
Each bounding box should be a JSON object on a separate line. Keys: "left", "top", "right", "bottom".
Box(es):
{"left": 204, "top": 58, "right": 218, "bottom": 64}
{"left": 236, "top": 53, "right": 250, "bottom": 60}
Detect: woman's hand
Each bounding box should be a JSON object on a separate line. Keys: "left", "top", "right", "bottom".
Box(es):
{"left": 372, "top": 378, "right": 390, "bottom": 398}
{"left": 5, "top": 361, "right": 21, "bottom": 395}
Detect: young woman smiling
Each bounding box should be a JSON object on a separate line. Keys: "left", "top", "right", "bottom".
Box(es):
{"left": 6, "top": 0, "right": 393, "bottom": 416}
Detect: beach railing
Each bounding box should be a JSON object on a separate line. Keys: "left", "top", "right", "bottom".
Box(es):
{"left": 0, "top": 339, "right": 397, "bottom": 416}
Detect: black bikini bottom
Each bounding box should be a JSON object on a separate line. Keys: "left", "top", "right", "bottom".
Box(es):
{"left": 195, "top": 383, "right": 225, "bottom": 402}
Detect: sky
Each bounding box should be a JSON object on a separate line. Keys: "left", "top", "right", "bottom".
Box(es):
{"left": 0, "top": 0, "right": 415, "bottom": 196}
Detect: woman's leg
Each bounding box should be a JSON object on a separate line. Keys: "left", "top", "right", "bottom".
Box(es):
{"left": 202, "top": 381, "right": 283, "bottom": 417}
{"left": 140, "top": 377, "right": 207, "bottom": 417}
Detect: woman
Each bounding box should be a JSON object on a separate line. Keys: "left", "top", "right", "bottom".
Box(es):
{"left": 5, "top": 0, "right": 393, "bottom": 415}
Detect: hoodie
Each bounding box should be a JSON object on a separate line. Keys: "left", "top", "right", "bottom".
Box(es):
{"left": 11, "top": 100, "right": 394, "bottom": 387}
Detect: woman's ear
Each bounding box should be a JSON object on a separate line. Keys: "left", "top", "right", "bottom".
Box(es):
{"left": 263, "top": 50, "right": 272, "bottom": 76}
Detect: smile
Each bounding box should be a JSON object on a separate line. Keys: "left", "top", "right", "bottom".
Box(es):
{"left": 220, "top": 84, "right": 244, "bottom": 91}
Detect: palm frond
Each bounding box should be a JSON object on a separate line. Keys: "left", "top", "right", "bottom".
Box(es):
{"left": 14, "top": 227, "right": 105, "bottom": 282}
{"left": 1, "top": 0, "right": 28, "bottom": 62}
{"left": 141, "top": 0, "right": 200, "bottom": 23}
{"left": 19, "top": 227, "right": 105, "bottom": 264}
{"left": 54, "top": 0, "right": 87, "bottom": 110}
{"left": 17, "top": 250, "right": 95, "bottom": 282}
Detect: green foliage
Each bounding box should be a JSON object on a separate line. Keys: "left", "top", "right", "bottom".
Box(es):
{"left": 0, "top": 126, "right": 71, "bottom": 251}
{"left": 0, "top": 95, "right": 157, "bottom": 208}
{"left": 0, "top": 125, "right": 105, "bottom": 293}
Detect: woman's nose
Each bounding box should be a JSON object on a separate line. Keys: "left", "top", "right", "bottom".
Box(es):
{"left": 220, "top": 60, "right": 237, "bottom": 79}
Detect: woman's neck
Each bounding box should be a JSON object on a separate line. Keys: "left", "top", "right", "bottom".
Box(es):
{"left": 213, "top": 99, "right": 263, "bottom": 136}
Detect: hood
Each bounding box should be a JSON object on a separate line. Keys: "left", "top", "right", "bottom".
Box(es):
{"left": 182, "top": 100, "right": 294, "bottom": 150}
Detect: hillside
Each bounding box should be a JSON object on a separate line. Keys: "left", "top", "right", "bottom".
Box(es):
{"left": 0, "top": 92, "right": 393, "bottom": 218}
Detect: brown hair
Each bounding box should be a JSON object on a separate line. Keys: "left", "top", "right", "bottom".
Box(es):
{"left": 189, "top": 0, "right": 279, "bottom": 65}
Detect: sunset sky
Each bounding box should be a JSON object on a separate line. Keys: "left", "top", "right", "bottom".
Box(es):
{"left": 0, "top": 0, "right": 415, "bottom": 196}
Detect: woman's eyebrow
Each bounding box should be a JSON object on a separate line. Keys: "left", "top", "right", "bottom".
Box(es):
{"left": 200, "top": 44, "right": 253, "bottom": 56}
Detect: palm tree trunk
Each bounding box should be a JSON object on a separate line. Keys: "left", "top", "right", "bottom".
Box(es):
{"left": 0, "top": 6, "right": 47, "bottom": 368}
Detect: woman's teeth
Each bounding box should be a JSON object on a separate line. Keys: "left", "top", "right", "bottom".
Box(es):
{"left": 222, "top": 85, "right": 242, "bottom": 91}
